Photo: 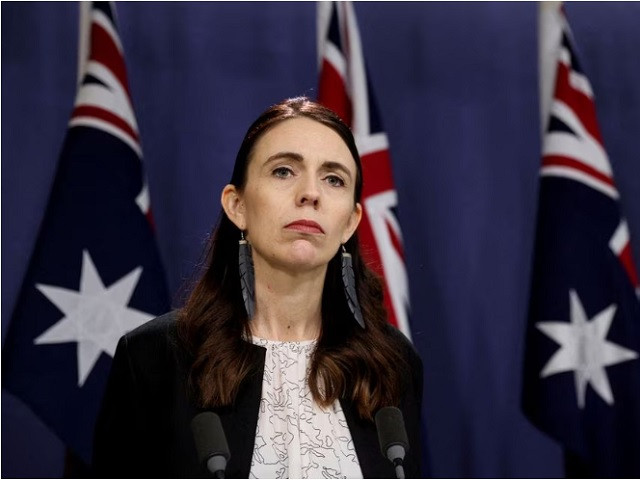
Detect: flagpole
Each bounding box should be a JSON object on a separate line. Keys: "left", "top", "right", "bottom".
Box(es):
{"left": 77, "top": 2, "right": 91, "bottom": 85}
{"left": 537, "top": 1, "right": 563, "bottom": 138}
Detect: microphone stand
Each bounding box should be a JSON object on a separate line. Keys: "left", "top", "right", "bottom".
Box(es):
{"left": 206, "top": 455, "right": 227, "bottom": 479}
{"left": 387, "top": 445, "right": 406, "bottom": 479}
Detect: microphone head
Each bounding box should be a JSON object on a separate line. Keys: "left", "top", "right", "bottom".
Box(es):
{"left": 375, "top": 406, "right": 409, "bottom": 459}
{"left": 190, "top": 412, "right": 230, "bottom": 466}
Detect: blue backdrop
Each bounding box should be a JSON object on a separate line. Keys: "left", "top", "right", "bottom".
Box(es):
{"left": 3, "top": 2, "right": 640, "bottom": 477}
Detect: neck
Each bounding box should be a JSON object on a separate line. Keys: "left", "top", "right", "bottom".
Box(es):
{"left": 249, "top": 259, "right": 326, "bottom": 342}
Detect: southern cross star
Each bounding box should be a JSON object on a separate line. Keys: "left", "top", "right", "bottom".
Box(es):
{"left": 536, "top": 289, "right": 638, "bottom": 408}
{"left": 34, "top": 249, "right": 154, "bottom": 386}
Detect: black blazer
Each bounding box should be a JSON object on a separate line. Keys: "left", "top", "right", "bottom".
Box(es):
{"left": 92, "top": 311, "right": 424, "bottom": 478}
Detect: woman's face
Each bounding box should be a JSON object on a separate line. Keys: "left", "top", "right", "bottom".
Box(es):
{"left": 223, "top": 117, "right": 362, "bottom": 274}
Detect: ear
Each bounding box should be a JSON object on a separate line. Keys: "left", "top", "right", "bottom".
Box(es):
{"left": 220, "top": 184, "right": 246, "bottom": 230}
{"left": 341, "top": 202, "right": 363, "bottom": 244}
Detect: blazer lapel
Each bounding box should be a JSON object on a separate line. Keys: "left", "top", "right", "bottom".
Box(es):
{"left": 218, "top": 345, "right": 266, "bottom": 478}
{"left": 340, "top": 399, "right": 396, "bottom": 479}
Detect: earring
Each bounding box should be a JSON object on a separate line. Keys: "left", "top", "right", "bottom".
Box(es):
{"left": 341, "top": 245, "right": 365, "bottom": 329}
{"left": 238, "top": 231, "right": 255, "bottom": 319}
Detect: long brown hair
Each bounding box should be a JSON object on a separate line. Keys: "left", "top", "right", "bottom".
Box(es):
{"left": 178, "top": 97, "right": 410, "bottom": 419}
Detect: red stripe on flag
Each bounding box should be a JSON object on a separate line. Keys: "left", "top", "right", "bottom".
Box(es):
{"left": 386, "top": 220, "right": 405, "bottom": 260}
{"left": 72, "top": 105, "right": 140, "bottom": 144}
{"left": 318, "top": 59, "right": 353, "bottom": 126}
{"left": 619, "top": 242, "right": 640, "bottom": 288}
{"left": 554, "top": 63, "right": 603, "bottom": 145}
{"left": 361, "top": 149, "right": 395, "bottom": 197}
{"left": 358, "top": 149, "right": 402, "bottom": 328}
{"left": 542, "top": 154, "right": 614, "bottom": 187}
{"left": 146, "top": 209, "right": 156, "bottom": 231}
{"left": 357, "top": 149, "right": 402, "bottom": 328}
{"left": 357, "top": 203, "right": 399, "bottom": 328}
{"left": 89, "top": 22, "right": 132, "bottom": 100}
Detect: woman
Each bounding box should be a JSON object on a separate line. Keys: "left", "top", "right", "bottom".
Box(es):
{"left": 92, "top": 97, "right": 423, "bottom": 478}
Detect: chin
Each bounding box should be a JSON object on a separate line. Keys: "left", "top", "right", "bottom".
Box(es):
{"left": 287, "top": 253, "right": 323, "bottom": 270}
{"left": 286, "top": 242, "right": 331, "bottom": 270}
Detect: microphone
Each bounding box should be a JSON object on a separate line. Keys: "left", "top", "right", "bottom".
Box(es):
{"left": 375, "top": 406, "right": 409, "bottom": 479}
{"left": 191, "top": 412, "right": 230, "bottom": 479}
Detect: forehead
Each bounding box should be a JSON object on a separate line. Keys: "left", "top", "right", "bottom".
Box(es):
{"left": 250, "top": 117, "right": 356, "bottom": 166}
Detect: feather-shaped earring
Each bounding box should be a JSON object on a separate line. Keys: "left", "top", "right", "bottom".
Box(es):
{"left": 341, "top": 245, "right": 365, "bottom": 329}
{"left": 238, "top": 231, "right": 255, "bottom": 319}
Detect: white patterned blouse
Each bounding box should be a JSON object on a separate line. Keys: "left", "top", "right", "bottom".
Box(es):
{"left": 248, "top": 337, "right": 363, "bottom": 479}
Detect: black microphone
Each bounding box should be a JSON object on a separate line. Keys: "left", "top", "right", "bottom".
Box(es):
{"left": 191, "top": 412, "right": 230, "bottom": 479}
{"left": 375, "top": 406, "right": 410, "bottom": 479}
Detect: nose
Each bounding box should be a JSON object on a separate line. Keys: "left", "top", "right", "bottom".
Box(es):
{"left": 296, "top": 175, "right": 320, "bottom": 208}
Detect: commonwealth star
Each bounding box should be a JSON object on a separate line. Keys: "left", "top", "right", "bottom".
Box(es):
{"left": 536, "top": 289, "right": 638, "bottom": 408}
{"left": 34, "top": 250, "right": 154, "bottom": 386}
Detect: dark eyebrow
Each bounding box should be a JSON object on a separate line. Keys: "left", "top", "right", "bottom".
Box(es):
{"left": 264, "top": 152, "right": 354, "bottom": 180}
{"left": 264, "top": 151, "right": 304, "bottom": 164}
{"left": 321, "top": 161, "right": 353, "bottom": 180}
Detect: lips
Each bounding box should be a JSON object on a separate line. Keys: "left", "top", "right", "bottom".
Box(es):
{"left": 284, "top": 219, "right": 325, "bottom": 234}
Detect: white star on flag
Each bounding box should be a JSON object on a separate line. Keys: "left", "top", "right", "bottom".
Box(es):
{"left": 536, "top": 289, "right": 639, "bottom": 408}
{"left": 34, "top": 249, "right": 154, "bottom": 386}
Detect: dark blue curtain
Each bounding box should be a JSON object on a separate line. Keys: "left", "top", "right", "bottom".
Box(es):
{"left": 3, "top": 2, "right": 640, "bottom": 477}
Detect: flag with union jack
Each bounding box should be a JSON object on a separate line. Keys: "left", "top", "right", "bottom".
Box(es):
{"left": 522, "top": 3, "right": 640, "bottom": 476}
{"left": 2, "top": 1, "right": 170, "bottom": 464}
{"left": 317, "top": 1, "right": 411, "bottom": 338}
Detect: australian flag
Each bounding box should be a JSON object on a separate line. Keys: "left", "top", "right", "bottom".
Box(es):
{"left": 317, "top": 1, "right": 412, "bottom": 339}
{"left": 2, "top": 2, "right": 170, "bottom": 465}
{"left": 522, "top": 4, "right": 640, "bottom": 476}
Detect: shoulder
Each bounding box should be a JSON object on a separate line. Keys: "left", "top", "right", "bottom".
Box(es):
{"left": 115, "top": 310, "right": 187, "bottom": 375}
{"left": 124, "top": 310, "right": 179, "bottom": 344}
{"left": 382, "top": 323, "right": 423, "bottom": 370}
